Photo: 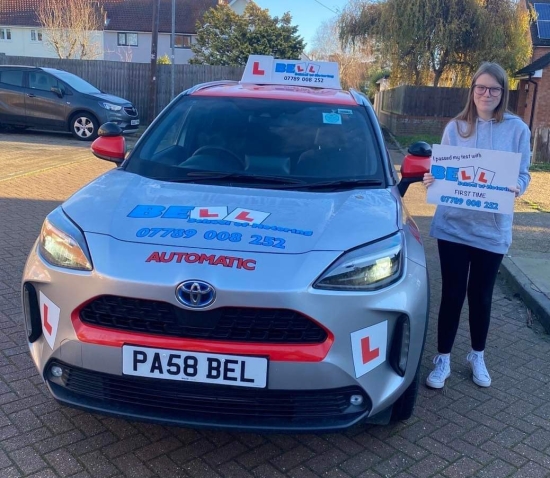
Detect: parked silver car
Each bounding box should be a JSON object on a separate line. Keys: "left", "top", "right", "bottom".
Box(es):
{"left": 22, "top": 56, "right": 430, "bottom": 431}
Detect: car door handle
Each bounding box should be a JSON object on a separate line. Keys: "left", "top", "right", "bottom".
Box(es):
{"left": 27, "top": 93, "right": 36, "bottom": 98}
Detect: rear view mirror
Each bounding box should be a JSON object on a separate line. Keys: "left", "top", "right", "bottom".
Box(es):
{"left": 398, "top": 141, "right": 432, "bottom": 197}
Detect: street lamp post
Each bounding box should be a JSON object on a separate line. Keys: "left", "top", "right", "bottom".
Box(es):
{"left": 171, "top": 0, "right": 175, "bottom": 100}
{"left": 148, "top": 0, "right": 160, "bottom": 123}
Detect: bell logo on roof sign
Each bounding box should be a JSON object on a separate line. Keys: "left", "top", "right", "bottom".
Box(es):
{"left": 297, "top": 63, "right": 319, "bottom": 74}
{"left": 241, "top": 55, "right": 342, "bottom": 90}
{"left": 278, "top": 62, "right": 321, "bottom": 75}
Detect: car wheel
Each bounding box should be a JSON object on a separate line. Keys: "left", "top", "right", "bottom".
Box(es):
{"left": 390, "top": 365, "right": 420, "bottom": 422}
{"left": 71, "top": 113, "right": 99, "bottom": 141}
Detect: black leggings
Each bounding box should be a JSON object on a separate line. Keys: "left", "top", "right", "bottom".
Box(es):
{"left": 437, "top": 239, "right": 504, "bottom": 354}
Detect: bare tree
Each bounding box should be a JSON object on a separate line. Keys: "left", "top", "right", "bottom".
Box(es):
{"left": 36, "top": 0, "right": 105, "bottom": 59}
{"left": 308, "top": 17, "right": 374, "bottom": 91}
{"left": 115, "top": 46, "right": 134, "bottom": 63}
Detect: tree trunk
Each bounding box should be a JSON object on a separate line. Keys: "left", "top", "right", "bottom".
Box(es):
{"left": 433, "top": 70, "right": 442, "bottom": 87}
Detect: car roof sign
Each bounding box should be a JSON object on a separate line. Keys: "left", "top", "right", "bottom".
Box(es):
{"left": 241, "top": 55, "right": 342, "bottom": 90}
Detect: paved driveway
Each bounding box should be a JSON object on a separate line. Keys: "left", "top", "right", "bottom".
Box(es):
{"left": 0, "top": 132, "right": 549, "bottom": 478}
{"left": 0, "top": 128, "right": 140, "bottom": 182}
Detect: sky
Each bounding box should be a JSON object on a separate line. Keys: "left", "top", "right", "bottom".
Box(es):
{"left": 254, "top": 0, "right": 350, "bottom": 51}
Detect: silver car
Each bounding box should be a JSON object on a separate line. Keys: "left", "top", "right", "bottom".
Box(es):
{"left": 22, "top": 57, "right": 430, "bottom": 431}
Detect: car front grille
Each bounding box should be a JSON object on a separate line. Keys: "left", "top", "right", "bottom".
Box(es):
{"left": 124, "top": 106, "right": 138, "bottom": 116}
{"left": 79, "top": 295, "right": 328, "bottom": 344}
{"left": 48, "top": 362, "right": 369, "bottom": 430}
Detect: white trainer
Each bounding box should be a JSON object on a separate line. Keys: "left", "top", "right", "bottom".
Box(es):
{"left": 426, "top": 354, "right": 451, "bottom": 389}
{"left": 466, "top": 351, "right": 491, "bottom": 387}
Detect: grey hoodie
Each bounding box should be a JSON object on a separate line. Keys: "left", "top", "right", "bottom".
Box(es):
{"left": 429, "top": 113, "right": 531, "bottom": 254}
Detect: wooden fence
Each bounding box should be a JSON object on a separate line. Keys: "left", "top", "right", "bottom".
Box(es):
{"left": 380, "top": 85, "right": 518, "bottom": 117}
{"left": 381, "top": 85, "right": 469, "bottom": 117}
{"left": 0, "top": 54, "right": 245, "bottom": 123}
{"left": 376, "top": 85, "right": 519, "bottom": 136}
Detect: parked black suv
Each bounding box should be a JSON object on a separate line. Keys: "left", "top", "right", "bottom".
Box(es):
{"left": 0, "top": 66, "right": 139, "bottom": 141}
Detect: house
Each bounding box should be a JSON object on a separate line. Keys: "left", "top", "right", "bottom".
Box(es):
{"left": 515, "top": 0, "right": 550, "bottom": 133}
{"left": 0, "top": 0, "right": 250, "bottom": 64}
{"left": 102, "top": 0, "right": 249, "bottom": 63}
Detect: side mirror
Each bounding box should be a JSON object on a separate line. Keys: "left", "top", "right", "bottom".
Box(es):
{"left": 397, "top": 141, "right": 431, "bottom": 197}
{"left": 91, "top": 122, "right": 126, "bottom": 164}
{"left": 98, "top": 122, "right": 123, "bottom": 137}
{"left": 51, "top": 86, "right": 63, "bottom": 98}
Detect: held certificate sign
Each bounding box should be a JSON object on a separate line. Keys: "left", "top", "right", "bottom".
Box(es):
{"left": 426, "top": 144, "right": 521, "bottom": 215}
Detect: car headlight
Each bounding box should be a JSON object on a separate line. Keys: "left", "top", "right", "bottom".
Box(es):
{"left": 99, "top": 102, "right": 122, "bottom": 111}
{"left": 38, "top": 207, "right": 93, "bottom": 271}
{"left": 314, "top": 232, "right": 403, "bottom": 291}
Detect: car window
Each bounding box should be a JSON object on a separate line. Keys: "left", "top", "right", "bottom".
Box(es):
{"left": 126, "top": 96, "right": 384, "bottom": 187}
{"left": 0, "top": 70, "right": 24, "bottom": 87}
{"left": 44, "top": 69, "right": 100, "bottom": 94}
{"left": 29, "top": 72, "right": 59, "bottom": 91}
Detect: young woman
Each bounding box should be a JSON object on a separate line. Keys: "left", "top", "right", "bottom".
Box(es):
{"left": 423, "top": 62, "right": 531, "bottom": 389}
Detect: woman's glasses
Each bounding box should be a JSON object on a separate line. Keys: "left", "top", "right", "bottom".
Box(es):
{"left": 473, "top": 85, "right": 503, "bottom": 97}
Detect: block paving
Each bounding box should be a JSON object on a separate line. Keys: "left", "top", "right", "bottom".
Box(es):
{"left": 0, "top": 131, "right": 549, "bottom": 477}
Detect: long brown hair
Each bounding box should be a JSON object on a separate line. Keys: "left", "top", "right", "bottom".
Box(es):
{"left": 455, "top": 62, "right": 510, "bottom": 138}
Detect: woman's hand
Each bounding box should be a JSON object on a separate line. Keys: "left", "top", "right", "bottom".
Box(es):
{"left": 509, "top": 185, "right": 520, "bottom": 197}
{"left": 423, "top": 173, "right": 435, "bottom": 189}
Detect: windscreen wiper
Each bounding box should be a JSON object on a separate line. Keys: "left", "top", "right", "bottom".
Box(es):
{"left": 153, "top": 171, "right": 308, "bottom": 185}
{"left": 276, "top": 178, "right": 383, "bottom": 190}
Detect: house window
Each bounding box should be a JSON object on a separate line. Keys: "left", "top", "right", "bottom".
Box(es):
{"left": 118, "top": 32, "right": 138, "bottom": 47}
{"left": 30, "top": 30, "right": 43, "bottom": 42}
{"left": 173, "top": 34, "right": 193, "bottom": 49}
{"left": 0, "top": 28, "right": 12, "bottom": 40}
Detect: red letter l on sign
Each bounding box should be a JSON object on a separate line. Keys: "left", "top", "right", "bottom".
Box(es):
{"left": 252, "top": 61, "right": 265, "bottom": 75}
{"left": 361, "top": 337, "right": 380, "bottom": 364}
{"left": 43, "top": 304, "right": 53, "bottom": 335}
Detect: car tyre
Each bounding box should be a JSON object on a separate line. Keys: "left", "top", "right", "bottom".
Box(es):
{"left": 390, "top": 365, "right": 420, "bottom": 422}
{"left": 70, "top": 112, "right": 99, "bottom": 141}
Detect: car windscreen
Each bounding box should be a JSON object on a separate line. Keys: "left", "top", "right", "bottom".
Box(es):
{"left": 125, "top": 96, "right": 385, "bottom": 189}
{"left": 46, "top": 69, "right": 101, "bottom": 94}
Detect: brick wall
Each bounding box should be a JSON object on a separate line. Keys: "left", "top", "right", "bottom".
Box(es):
{"left": 533, "top": 49, "right": 550, "bottom": 130}
{"left": 519, "top": 48, "right": 550, "bottom": 133}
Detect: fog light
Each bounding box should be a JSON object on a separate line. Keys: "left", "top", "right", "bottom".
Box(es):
{"left": 350, "top": 394, "right": 364, "bottom": 406}
{"left": 51, "top": 365, "right": 63, "bottom": 378}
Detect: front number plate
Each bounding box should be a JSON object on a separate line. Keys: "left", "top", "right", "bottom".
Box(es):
{"left": 130, "top": 119, "right": 139, "bottom": 126}
{"left": 122, "top": 345, "right": 268, "bottom": 388}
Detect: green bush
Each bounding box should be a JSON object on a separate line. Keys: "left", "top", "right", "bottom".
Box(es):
{"left": 394, "top": 134, "right": 442, "bottom": 148}
{"left": 157, "top": 54, "right": 171, "bottom": 65}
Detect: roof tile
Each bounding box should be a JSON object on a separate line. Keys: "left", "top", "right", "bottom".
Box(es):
{"left": 0, "top": 0, "right": 220, "bottom": 33}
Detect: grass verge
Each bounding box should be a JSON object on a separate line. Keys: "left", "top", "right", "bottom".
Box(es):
{"left": 394, "top": 134, "right": 441, "bottom": 149}
{"left": 530, "top": 162, "right": 550, "bottom": 172}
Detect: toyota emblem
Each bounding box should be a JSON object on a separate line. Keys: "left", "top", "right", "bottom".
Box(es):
{"left": 176, "top": 281, "right": 216, "bottom": 308}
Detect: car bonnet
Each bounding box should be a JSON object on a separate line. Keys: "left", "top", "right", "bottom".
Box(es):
{"left": 92, "top": 92, "right": 132, "bottom": 105}
{"left": 62, "top": 170, "right": 399, "bottom": 254}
